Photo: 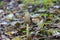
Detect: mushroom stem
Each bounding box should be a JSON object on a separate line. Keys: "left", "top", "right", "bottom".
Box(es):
{"left": 26, "top": 24, "right": 29, "bottom": 37}
{"left": 26, "top": 24, "right": 31, "bottom": 40}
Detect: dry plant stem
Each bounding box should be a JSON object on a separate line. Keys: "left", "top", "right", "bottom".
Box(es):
{"left": 55, "top": 9, "right": 60, "bottom": 14}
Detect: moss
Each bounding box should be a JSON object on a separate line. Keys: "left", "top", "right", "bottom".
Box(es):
{"left": 0, "top": 1, "right": 4, "bottom": 6}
